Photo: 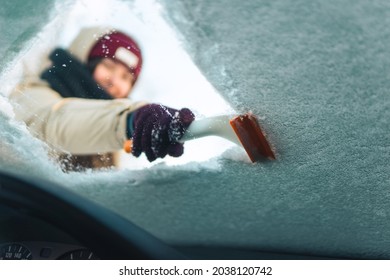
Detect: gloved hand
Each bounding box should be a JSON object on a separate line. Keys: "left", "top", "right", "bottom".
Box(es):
{"left": 131, "top": 104, "right": 195, "bottom": 162}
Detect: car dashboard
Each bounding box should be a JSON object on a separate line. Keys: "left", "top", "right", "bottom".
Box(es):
{"left": 0, "top": 204, "right": 97, "bottom": 260}
{"left": 0, "top": 171, "right": 185, "bottom": 260}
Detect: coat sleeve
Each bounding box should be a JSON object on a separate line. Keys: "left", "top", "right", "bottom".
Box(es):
{"left": 10, "top": 82, "right": 146, "bottom": 155}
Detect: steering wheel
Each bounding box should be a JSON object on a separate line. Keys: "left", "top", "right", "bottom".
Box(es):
{"left": 0, "top": 170, "right": 184, "bottom": 260}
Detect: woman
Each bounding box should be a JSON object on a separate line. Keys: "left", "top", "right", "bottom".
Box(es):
{"left": 10, "top": 27, "right": 194, "bottom": 170}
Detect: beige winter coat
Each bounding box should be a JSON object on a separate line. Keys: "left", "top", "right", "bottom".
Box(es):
{"left": 10, "top": 27, "right": 145, "bottom": 156}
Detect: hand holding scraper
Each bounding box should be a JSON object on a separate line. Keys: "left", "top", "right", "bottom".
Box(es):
{"left": 124, "top": 105, "right": 276, "bottom": 162}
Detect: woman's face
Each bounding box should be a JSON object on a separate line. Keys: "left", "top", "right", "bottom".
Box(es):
{"left": 93, "top": 58, "right": 135, "bottom": 99}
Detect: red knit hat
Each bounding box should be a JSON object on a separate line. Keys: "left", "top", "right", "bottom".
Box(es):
{"left": 88, "top": 31, "right": 142, "bottom": 83}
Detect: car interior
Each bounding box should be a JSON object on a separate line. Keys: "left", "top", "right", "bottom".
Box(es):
{"left": 0, "top": 170, "right": 336, "bottom": 260}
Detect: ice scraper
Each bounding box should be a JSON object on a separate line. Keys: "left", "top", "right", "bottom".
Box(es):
{"left": 180, "top": 113, "right": 275, "bottom": 162}
{"left": 124, "top": 113, "right": 275, "bottom": 162}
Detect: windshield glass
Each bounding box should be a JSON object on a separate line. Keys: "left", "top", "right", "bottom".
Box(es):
{"left": 0, "top": 0, "right": 389, "bottom": 259}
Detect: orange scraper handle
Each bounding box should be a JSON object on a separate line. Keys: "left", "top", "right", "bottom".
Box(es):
{"left": 229, "top": 113, "right": 276, "bottom": 162}
{"left": 123, "top": 139, "right": 133, "bottom": 154}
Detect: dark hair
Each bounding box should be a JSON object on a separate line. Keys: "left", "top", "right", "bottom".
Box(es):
{"left": 86, "top": 57, "right": 103, "bottom": 74}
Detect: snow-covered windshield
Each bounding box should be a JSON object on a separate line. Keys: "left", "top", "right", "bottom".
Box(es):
{"left": 1, "top": 0, "right": 389, "bottom": 259}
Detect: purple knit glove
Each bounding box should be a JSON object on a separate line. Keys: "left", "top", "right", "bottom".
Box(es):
{"left": 132, "top": 104, "right": 195, "bottom": 162}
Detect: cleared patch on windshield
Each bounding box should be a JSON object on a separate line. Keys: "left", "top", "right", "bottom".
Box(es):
{"left": 0, "top": 0, "right": 246, "bottom": 172}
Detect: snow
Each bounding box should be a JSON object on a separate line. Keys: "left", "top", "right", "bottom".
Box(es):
{"left": 1, "top": 0, "right": 390, "bottom": 259}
